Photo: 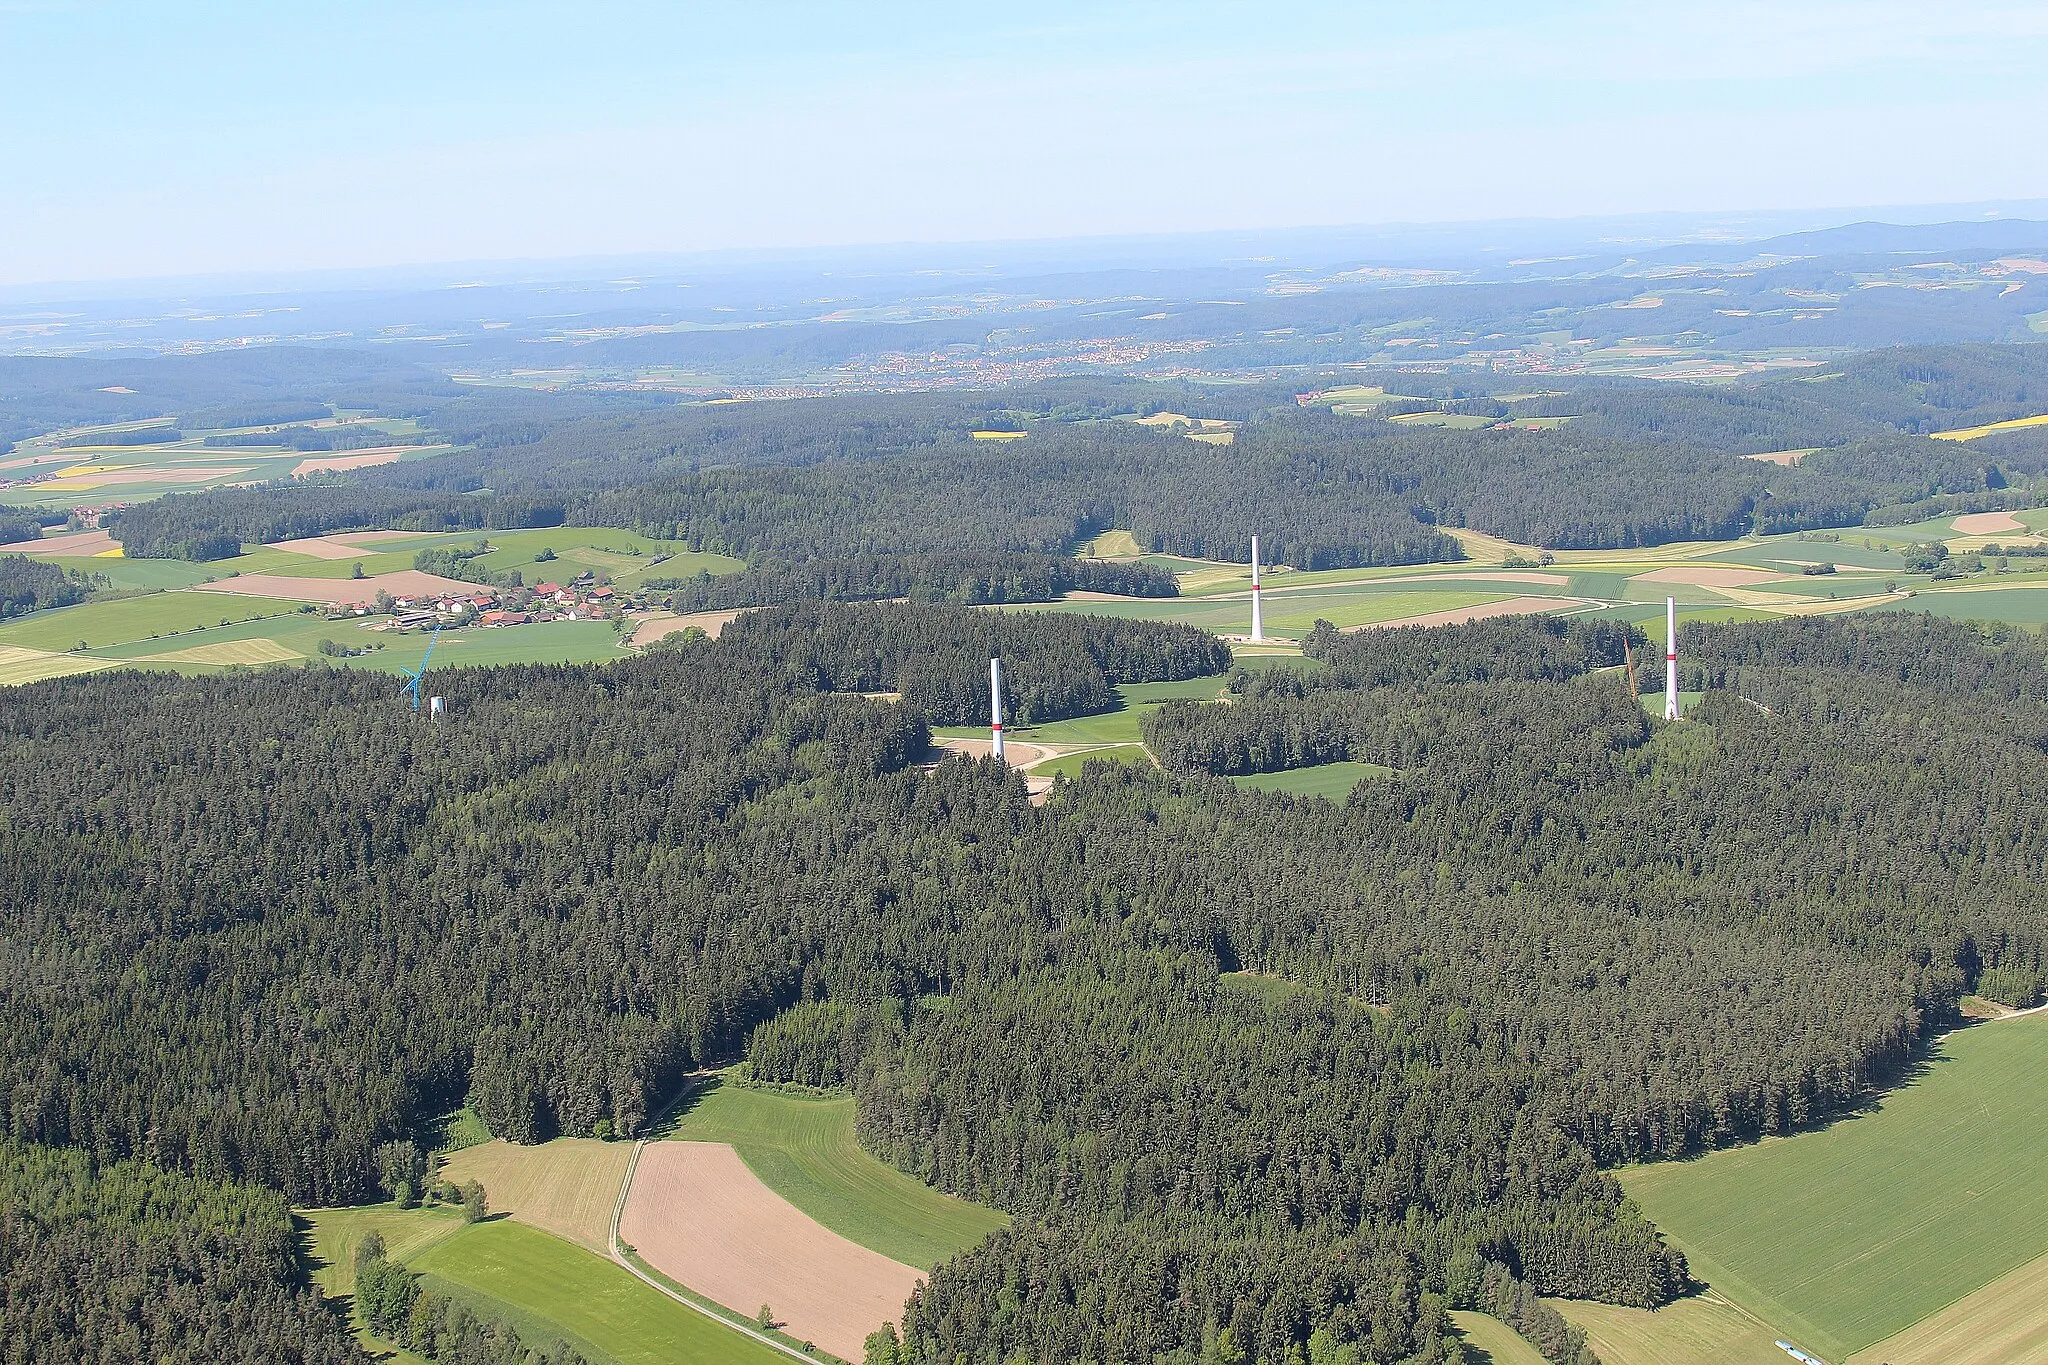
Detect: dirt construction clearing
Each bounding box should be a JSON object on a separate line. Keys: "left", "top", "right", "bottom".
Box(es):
{"left": 620, "top": 1141, "right": 923, "bottom": 1362}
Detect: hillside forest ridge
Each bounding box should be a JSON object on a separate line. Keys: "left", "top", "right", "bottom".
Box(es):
{"left": 1, "top": 219, "right": 2048, "bottom": 1365}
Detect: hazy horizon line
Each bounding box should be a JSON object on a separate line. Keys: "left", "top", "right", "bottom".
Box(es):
{"left": 9, "top": 197, "right": 2048, "bottom": 305}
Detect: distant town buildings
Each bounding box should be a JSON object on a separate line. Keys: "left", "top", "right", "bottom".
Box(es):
{"left": 345, "top": 576, "right": 629, "bottom": 631}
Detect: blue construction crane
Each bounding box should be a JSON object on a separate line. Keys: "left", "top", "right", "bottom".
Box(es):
{"left": 399, "top": 623, "right": 444, "bottom": 711}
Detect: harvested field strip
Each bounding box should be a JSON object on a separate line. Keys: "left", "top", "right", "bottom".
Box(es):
{"left": 410, "top": 1219, "right": 785, "bottom": 1365}
{"left": 1449, "top": 1311, "right": 1549, "bottom": 1365}
{"left": 0, "top": 528, "right": 120, "bottom": 556}
{"left": 1848, "top": 1248, "right": 2048, "bottom": 1363}
{"left": 663, "top": 1079, "right": 1005, "bottom": 1268}
{"left": 1271, "top": 589, "right": 1515, "bottom": 634}
{"left": 1930, "top": 412, "right": 2048, "bottom": 441}
{"left": 1619, "top": 1012, "right": 2048, "bottom": 1358}
{"left": 1079, "top": 529, "right": 1144, "bottom": 558}
{"left": 1552, "top": 1296, "right": 1786, "bottom": 1365}
{"left": 269, "top": 534, "right": 389, "bottom": 560}
{"left": 440, "top": 1137, "right": 634, "bottom": 1253}
{"left": 1201, "top": 571, "right": 1574, "bottom": 599}
{"left": 630, "top": 610, "right": 740, "bottom": 645}
{"left": 0, "top": 645, "right": 117, "bottom": 685}
{"left": 138, "top": 638, "right": 301, "bottom": 665}
{"left": 1711, "top": 586, "right": 1896, "bottom": 615}
{"left": 620, "top": 1141, "right": 922, "bottom": 1362}
{"left": 1631, "top": 566, "right": 1790, "bottom": 587}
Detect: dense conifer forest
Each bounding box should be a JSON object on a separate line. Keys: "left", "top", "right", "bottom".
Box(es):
{"left": 654, "top": 551, "right": 1178, "bottom": 611}
{"left": 0, "top": 554, "right": 94, "bottom": 616}
{"left": 0, "top": 1140, "right": 362, "bottom": 1364}
{"left": 1, "top": 602, "right": 2044, "bottom": 1363}
{"left": 69, "top": 342, "right": 2048, "bottom": 573}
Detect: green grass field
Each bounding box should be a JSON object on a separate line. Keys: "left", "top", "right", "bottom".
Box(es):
{"left": 1216, "top": 971, "right": 1309, "bottom": 1005}
{"left": 0, "top": 591, "right": 311, "bottom": 652}
{"left": 938, "top": 676, "right": 1232, "bottom": 747}
{"left": 410, "top": 1219, "right": 787, "bottom": 1365}
{"left": 1450, "top": 1312, "right": 1549, "bottom": 1365}
{"left": 1228, "top": 760, "right": 1394, "bottom": 800}
{"left": 663, "top": 1078, "right": 1005, "bottom": 1269}
{"left": 1700, "top": 539, "right": 1907, "bottom": 571}
{"left": 301, "top": 1203, "right": 469, "bottom": 1299}
{"left": 298, "top": 1204, "right": 476, "bottom": 1365}
{"left": 1874, "top": 585, "right": 2048, "bottom": 627}
{"left": 1619, "top": 1012, "right": 2048, "bottom": 1359}
{"left": 64, "top": 558, "right": 218, "bottom": 591}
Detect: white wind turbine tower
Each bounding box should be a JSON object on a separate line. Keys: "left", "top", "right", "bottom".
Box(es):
{"left": 990, "top": 654, "right": 1005, "bottom": 761}
{"left": 1664, "top": 596, "right": 1680, "bottom": 721}
{"left": 1250, "top": 535, "right": 1264, "bottom": 643}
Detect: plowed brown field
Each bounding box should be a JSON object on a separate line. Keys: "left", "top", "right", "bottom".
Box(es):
{"left": 619, "top": 1141, "right": 922, "bottom": 1361}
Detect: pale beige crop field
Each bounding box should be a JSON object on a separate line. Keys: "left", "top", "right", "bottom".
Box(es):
{"left": 1952, "top": 510, "right": 2025, "bottom": 534}
{"left": 439, "top": 1137, "right": 633, "bottom": 1254}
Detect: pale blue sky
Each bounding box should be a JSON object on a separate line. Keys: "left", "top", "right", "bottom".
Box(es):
{"left": 2, "top": 1, "right": 2045, "bottom": 285}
